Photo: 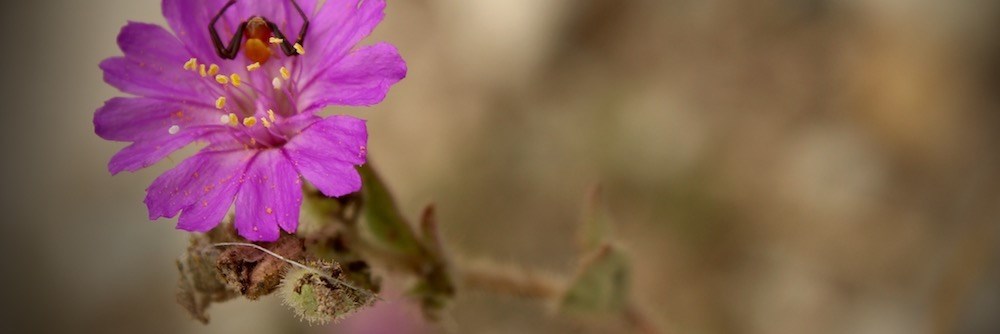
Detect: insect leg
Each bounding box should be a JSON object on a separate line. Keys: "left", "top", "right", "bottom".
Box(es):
{"left": 209, "top": 0, "right": 244, "bottom": 59}
{"left": 288, "top": 0, "right": 310, "bottom": 47}
{"left": 266, "top": 20, "right": 299, "bottom": 57}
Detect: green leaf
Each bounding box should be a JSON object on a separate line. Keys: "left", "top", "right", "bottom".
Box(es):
{"left": 559, "top": 244, "right": 630, "bottom": 314}
{"left": 358, "top": 164, "right": 424, "bottom": 257}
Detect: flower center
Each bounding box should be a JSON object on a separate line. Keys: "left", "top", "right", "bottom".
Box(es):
{"left": 179, "top": 53, "right": 308, "bottom": 148}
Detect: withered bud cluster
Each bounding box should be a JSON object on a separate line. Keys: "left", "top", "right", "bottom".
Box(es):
{"left": 176, "top": 232, "right": 238, "bottom": 324}
{"left": 216, "top": 235, "right": 304, "bottom": 299}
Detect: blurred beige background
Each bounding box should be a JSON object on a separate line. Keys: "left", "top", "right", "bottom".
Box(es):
{"left": 2, "top": 0, "right": 999, "bottom": 333}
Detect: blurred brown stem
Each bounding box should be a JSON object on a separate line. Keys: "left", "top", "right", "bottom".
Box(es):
{"left": 457, "top": 257, "right": 661, "bottom": 334}
{"left": 459, "top": 257, "right": 563, "bottom": 299}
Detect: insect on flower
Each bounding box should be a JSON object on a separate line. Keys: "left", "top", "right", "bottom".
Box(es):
{"left": 210, "top": 0, "right": 309, "bottom": 64}
{"left": 96, "top": 0, "right": 407, "bottom": 242}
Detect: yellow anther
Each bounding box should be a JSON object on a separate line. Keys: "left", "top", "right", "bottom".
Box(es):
{"left": 199, "top": 64, "right": 207, "bottom": 77}
{"left": 243, "top": 117, "right": 257, "bottom": 127}
{"left": 230, "top": 74, "right": 242, "bottom": 87}
{"left": 261, "top": 117, "right": 272, "bottom": 128}
{"left": 183, "top": 58, "right": 198, "bottom": 71}
{"left": 215, "top": 74, "right": 229, "bottom": 85}
{"left": 267, "top": 109, "right": 276, "bottom": 121}
{"left": 269, "top": 37, "right": 284, "bottom": 44}
{"left": 293, "top": 43, "right": 305, "bottom": 55}
{"left": 228, "top": 113, "right": 239, "bottom": 126}
{"left": 215, "top": 96, "right": 227, "bottom": 109}
{"left": 280, "top": 66, "right": 291, "bottom": 80}
{"left": 208, "top": 64, "right": 220, "bottom": 76}
{"left": 246, "top": 62, "right": 261, "bottom": 71}
{"left": 272, "top": 77, "right": 283, "bottom": 90}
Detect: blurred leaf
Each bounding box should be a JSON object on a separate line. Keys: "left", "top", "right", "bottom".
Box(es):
{"left": 358, "top": 164, "right": 423, "bottom": 257}
{"left": 408, "top": 268, "right": 454, "bottom": 321}
{"left": 410, "top": 205, "right": 456, "bottom": 320}
{"left": 579, "top": 185, "right": 615, "bottom": 253}
{"left": 560, "top": 244, "right": 630, "bottom": 314}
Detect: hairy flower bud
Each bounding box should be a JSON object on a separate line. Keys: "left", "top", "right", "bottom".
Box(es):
{"left": 279, "top": 261, "right": 376, "bottom": 324}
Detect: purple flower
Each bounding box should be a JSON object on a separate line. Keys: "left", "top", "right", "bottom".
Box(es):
{"left": 94, "top": 0, "right": 406, "bottom": 241}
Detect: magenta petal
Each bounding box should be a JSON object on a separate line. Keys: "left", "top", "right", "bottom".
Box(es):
{"left": 95, "top": 97, "right": 220, "bottom": 142}
{"left": 301, "top": 0, "right": 386, "bottom": 81}
{"left": 108, "top": 130, "right": 205, "bottom": 174}
{"left": 283, "top": 116, "right": 367, "bottom": 197}
{"left": 101, "top": 22, "right": 212, "bottom": 102}
{"left": 234, "top": 149, "right": 302, "bottom": 241}
{"left": 144, "top": 150, "right": 254, "bottom": 226}
{"left": 300, "top": 42, "right": 406, "bottom": 110}
{"left": 162, "top": 0, "right": 228, "bottom": 64}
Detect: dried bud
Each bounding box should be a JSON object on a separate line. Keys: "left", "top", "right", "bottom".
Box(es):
{"left": 176, "top": 234, "right": 237, "bottom": 323}
{"left": 279, "top": 261, "right": 376, "bottom": 324}
{"left": 217, "top": 235, "right": 304, "bottom": 299}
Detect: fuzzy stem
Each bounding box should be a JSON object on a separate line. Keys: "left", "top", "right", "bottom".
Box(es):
{"left": 456, "top": 257, "right": 662, "bottom": 334}
{"left": 458, "top": 258, "right": 562, "bottom": 299}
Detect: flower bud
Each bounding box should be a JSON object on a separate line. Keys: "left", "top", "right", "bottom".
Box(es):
{"left": 280, "top": 261, "right": 376, "bottom": 324}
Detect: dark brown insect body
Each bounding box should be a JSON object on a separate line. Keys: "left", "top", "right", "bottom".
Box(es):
{"left": 210, "top": 0, "right": 309, "bottom": 64}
